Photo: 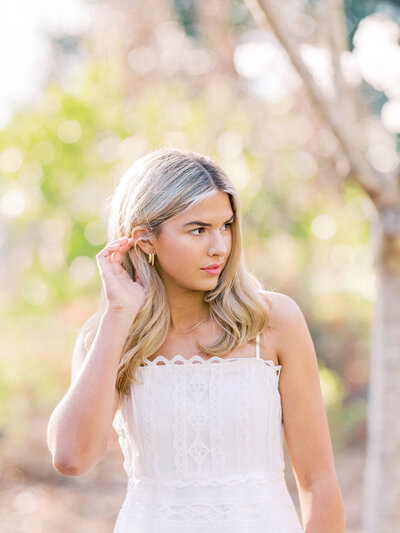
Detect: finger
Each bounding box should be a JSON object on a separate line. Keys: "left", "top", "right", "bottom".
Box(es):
{"left": 106, "top": 238, "right": 134, "bottom": 256}
{"left": 96, "top": 238, "right": 132, "bottom": 269}
{"left": 98, "top": 243, "right": 120, "bottom": 258}
{"left": 109, "top": 240, "right": 135, "bottom": 261}
{"left": 100, "top": 241, "right": 128, "bottom": 260}
{"left": 117, "top": 237, "right": 135, "bottom": 253}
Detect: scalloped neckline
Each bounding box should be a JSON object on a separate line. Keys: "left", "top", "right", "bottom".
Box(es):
{"left": 140, "top": 354, "right": 281, "bottom": 371}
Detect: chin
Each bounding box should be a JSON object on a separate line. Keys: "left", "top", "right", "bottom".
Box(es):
{"left": 190, "top": 280, "right": 219, "bottom": 292}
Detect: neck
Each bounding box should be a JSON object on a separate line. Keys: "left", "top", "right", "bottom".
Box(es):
{"left": 166, "top": 291, "right": 210, "bottom": 333}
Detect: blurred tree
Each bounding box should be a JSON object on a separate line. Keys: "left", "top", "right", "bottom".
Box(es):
{"left": 243, "top": 0, "right": 400, "bottom": 531}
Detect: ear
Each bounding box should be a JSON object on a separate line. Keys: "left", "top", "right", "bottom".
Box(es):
{"left": 131, "top": 226, "right": 156, "bottom": 254}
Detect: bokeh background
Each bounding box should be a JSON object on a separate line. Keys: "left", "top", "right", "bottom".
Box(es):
{"left": 1, "top": 0, "right": 400, "bottom": 532}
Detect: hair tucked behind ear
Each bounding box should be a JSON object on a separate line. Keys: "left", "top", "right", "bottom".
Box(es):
{"left": 81, "top": 147, "right": 273, "bottom": 395}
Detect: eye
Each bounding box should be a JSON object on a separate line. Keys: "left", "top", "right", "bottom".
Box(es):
{"left": 222, "top": 222, "right": 233, "bottom": 231}
{"left": 191, "top": 227, "right": 205, "bottom": 236}
{"left": 191, "top": 222, "right": 233, "bottom": 236}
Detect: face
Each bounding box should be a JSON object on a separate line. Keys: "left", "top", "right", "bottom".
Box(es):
{"left": 149, "top": 190, "right": 234, "bottom": 293}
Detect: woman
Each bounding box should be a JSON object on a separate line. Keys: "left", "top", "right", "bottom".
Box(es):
{"left": 47, "top": 147, "right": 345, "bottom": 532}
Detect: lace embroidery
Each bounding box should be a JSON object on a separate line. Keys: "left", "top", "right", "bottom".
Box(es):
{"left": 210, "top": 365, "right": 225, "bottom": 476}
{"left": 237, "top": 361, "right": 252, "bottom": 471}
{"left": 142, "top": 353, "right": 281, "bottom": 376}
{"left": 142, "top": 366, "right": 159, "bottom": 477}
{"left": 186, "top": 367, "right": 210, "bottom": 473}
{"left": 118, "top": 483, "right": 302, "bottom": 530}
{"left": 173, "top": 366, "right": 188, "bottom": 478}
{"left": 117, "top": 361, "right": 283, "bottom": 478}
{"left": 112, "top": 404, "right": 134, "bottom": 476}
{"left": 128, "top": 469, "right": 284, "bottom": 488}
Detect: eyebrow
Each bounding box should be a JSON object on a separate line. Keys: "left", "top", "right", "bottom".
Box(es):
{"left": 182, "top": 214, "right": 235, "bottom": 227}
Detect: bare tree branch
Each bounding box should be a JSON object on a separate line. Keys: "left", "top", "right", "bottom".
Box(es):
{"left": 325, "top": 0, "right": 372, "bottom": 143}
{"left": 326, "top": 0, "right": 348, "bottom": 104}
{"left": 243, "top": 0, "right": 388, "bottom": 204}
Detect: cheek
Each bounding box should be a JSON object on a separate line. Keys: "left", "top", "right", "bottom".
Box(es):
{"left": 158, "top": 238, "right": 199, "bottom": 270}
{"left": 179, "top": 240, "right": 203, "bottom": 264}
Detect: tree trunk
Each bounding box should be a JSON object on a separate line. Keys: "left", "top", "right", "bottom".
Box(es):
{"left": 363, "top": 206, "right": 400, "bottom": 532}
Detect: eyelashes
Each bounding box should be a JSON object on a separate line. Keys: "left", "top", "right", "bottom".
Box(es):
{"left": 191, "top": 223, "right": 233, "bottom": 236}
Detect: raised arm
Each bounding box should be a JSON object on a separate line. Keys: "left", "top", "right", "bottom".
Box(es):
{"left": 47, "top": 236, "right": 144, "bottom": 476}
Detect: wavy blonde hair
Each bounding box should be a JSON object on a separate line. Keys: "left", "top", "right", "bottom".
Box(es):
{"left": 82, "top": 147, "right": 273, "bottom": 394}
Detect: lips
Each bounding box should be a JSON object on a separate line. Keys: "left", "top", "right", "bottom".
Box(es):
{"left": 201, "top": 264, "right": 223, "bottom": 275}
{"left": 202, "top": 263, "right": 222, "bottom": 269}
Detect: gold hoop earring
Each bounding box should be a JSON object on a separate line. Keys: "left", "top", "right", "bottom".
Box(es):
{"left": 148, "top": 251, "right": 155, "bottom": 266}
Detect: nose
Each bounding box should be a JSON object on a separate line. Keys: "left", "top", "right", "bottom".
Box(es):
{"left": 208, "top": 231, "right": 229, "bottom": 258}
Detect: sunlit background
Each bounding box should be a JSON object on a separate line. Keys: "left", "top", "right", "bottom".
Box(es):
{"left": 1, "top": 0, "right": 400, "bottom": 531}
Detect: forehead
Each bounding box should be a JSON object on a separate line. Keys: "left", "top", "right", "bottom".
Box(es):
{"left": 173, "top": 190, "right": 233, "bottom": 224}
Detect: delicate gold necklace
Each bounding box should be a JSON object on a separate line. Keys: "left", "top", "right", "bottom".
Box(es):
{"left": 172, "top": 313, "right": 210, "bottom": 334}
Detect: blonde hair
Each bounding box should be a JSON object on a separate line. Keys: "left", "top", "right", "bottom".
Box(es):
{"left": 83, "top": 147, "right": 272, "bottom": 395}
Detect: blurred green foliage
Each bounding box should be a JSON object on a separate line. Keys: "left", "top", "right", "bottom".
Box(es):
{"left": 0, "top": 54, "right": 370, "bottom": 452}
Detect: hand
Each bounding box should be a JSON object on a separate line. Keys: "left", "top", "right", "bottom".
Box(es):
{"left": 96, "top": 237, "right": 145, "bottom": 318}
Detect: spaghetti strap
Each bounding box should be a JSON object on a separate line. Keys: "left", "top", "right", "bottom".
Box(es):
{"left": 255, "top": 333, "right": 260, "bottom": 359}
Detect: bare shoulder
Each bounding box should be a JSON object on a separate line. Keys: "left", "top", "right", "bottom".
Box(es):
{"left": 260, "top": 289, "right": 303, "bottom": 321}
{"left": 259, "top": 290, "right": 310, "bottom": 365}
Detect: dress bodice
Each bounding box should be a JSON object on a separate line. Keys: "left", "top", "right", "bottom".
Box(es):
{"left": 112, "top": 334, "right": 304, "bottom": 532}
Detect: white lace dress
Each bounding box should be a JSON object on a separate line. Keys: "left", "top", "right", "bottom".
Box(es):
{"left": 112, "top": 334, "right": 304, "bottom": 532}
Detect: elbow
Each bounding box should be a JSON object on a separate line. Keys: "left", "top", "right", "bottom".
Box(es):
{"left": 52, "top": 451, "right": 93, "bottom": 477}
{"left": 47, "top": 416, "right": 108, "bottom": 476}
{"left": 54, "top": 462, "right": 82, "bottom": 477}
{"left": 47, "top": 431, "right": 84, "bottom": 476}
{"left": 51, "top": 444, "right": 106, "bottom": 477}
{"left": 52, "top": 454, "right": 84, "bottom": 477}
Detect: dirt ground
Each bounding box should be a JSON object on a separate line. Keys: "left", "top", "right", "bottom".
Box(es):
{"left": 0, "top": 421, "right": 364, "bottom": 533}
